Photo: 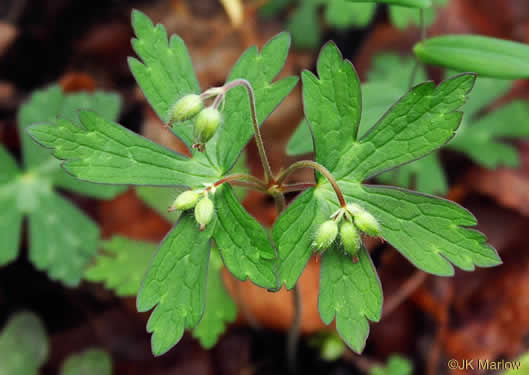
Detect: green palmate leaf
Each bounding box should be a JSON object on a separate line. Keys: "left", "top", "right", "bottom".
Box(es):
{"left": 302, "top": 42, "right": 361, "bottom": 172}
{"left": 448, "top": 100, "right": 529, "bottom": 168}
{"left": 85, "top": 236, "right": 157, "bottom": 296}
{"left": 333, "top": 72, "right": 475, "bottom": 182}
{"left": 319, "top": 183, "right": 500, "bottom": 275}
{"left": 29, "top": 191, "right": 100, "bottom": 286}
{"left": 414, "top": 35, "right": 529, "bottom": 79}
{"left": 365, "top": 55, "right": 447, "bottom": 194}
{"left": 287, "top": 54, "right": 426, "bottom": 157}
{"left": 28, "top": 111, "right": 219, "bottom": 187}
{"left": 192, "top": 247, "right": 237, "bottom": 349}
{"left": 325, "top": 1, "right": 377, "bottom": 29}
{"left": 18, "top": 85, "right": 125, "bottom": 199}
{"left": 137, "top": 214, "right": 213, "bottom": 356}
{"left": 213, "top": 185, "right": 277, "bottom": 289}
{"left": 1, "top": 86, "right": 126, "bottom": 284}
{"left": 204, "top": 32, "right": 298, "bottom": 173}
{"left": 346, "top": 0, "right": 432, "bottom": 8}
{"left": 376, "top": 153, "right": 447, "bottom": 194}
{"left": 0, "top": 312, "right": 48, "bottom": 375}
{"left": 319, "top": 246, "right": 382, "bottom": 353}
{"left": 60, "top": 349, "right": 112, "bottom": 375}
{"left": 129, "top": 9, "right": 297, "bottom": 171}
{"left": 370, "top": 355, "right": 413, "bottom": 375}
{"left": 276, "top": 43, "right": 500, "bottom": 350}
{"left": 129, "top": 10, "right": 200, "bottom": 147}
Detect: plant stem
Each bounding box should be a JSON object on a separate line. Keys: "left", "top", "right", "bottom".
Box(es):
{"left": 213, "top": 173, "right": 268, "bottom": 191}
{"left": 272, "top": 191, "right": 286, "bottom": 214}
{"left": 276, "top": 160, "right": 346, "bottom": 208}
{"left": 280, "top": 182, "right": 316, "bottom": 193}
{"left": 287, "top": 284, "right": 302, "bottom": 373}
{"left": 222, "top": 79, "right": 274, "bottom": 184}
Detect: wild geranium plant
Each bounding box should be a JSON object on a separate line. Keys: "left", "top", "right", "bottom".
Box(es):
{"left": 28, "top": 9, "right": 504, "bottom": 359}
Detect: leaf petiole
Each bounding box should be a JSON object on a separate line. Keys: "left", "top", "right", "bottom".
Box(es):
{"left": 219, "top": 79, "right": 274, "bottom": 184}
{"left": 275, "top": 160, "right": 347, "bottom": 207}
{"left": 212, "top": 173, "right": 268, "bottom": 192}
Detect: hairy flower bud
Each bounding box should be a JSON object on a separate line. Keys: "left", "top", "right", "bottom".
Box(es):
{"left": 194, "top": 107, "right": 222, "bottom": 145}
{"left": 314, "top": 220, "right": 338, "bottom": 251}
{"left": 354, "top": 210, "right": 381, "bottom": 237}
{"left": 195, "top": 197, "right": 215, "bottom": 229}
{"left": 340, "top": 221, "right": 361, "bottom": 256}
{"left": 169, "top": 190, "right": 200, "bottom": 212}
{"left": 169, "top": 94, "right": 204, "bottom": 124}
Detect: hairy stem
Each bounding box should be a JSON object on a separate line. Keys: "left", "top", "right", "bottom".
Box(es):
{"left": 222, "top": 79, "right": 274, "bottom": 184}
{"left": 272, "top": 191, "right": 286, "bottom": 214}
{"left": 280, "top": 182, "right": 316, "bottom": 193}
{"left": 276, "top": 160, "right": 346, "bottom": 207}
{"left": 213, "top": 173, "right": 268, "bottom": 191}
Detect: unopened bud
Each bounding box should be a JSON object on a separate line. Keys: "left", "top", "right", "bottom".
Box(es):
{"left": 354, "top": 210, "right": 381, "bottom": 237}
{"left": 314, "top": 220, "right": 338, "bottom": 251}
{"left": 194, "top": 107, "right": 222, "bottom": 145}
{"left": 169, "top": 190, "right": 200, "bottom": 212}
{"left": 169, "top": 94, "right": 204, "bottom": 124}
{"left": 340, "top": 221, "right": 361, "bottom": 256}
{"left": 195, "top": 197, "right": 214, "bottom": 230}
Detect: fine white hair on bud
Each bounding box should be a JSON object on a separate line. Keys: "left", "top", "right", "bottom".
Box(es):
{"left": 169, "top": 94, "right": 204, "bottom": 125}
{"left": 354, "top": 210, "right": 381, "bottom": 237}
{"left": 194, "top": 107, "right": 223, "bottom": 146}
{"left": 194, "top": 197, "right": 215, "bottom": 230}
{"left": 340, "top": 221, "right": 361, "bottom": 256}
{"left": 169, "top": 190, "right": 200, "bottom": 212}
{"left": 313, "top": 220, "right": 339, "bottom": 251}
{"left": 344, "top": 202, "right": 381, "bottom": 237}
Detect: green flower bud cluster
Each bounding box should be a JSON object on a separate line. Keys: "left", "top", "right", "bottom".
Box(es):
{"left": 313, "top": 203, "right": 381, "bottom": 260}
{"left": 169, "top": 92, "right": 224, "bottom": 152}
{"left": 169, "top": 188, "right": 215, "bottom": 230}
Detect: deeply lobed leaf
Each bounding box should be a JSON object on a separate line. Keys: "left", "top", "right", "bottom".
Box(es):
{"left": 129, "top": 10, "right": 200, "bottom": 147}
{"left": 276, "top": 43, "right": 501, "bottom": 352}
{"left": 213, "top": 185, "right": 277, "bottom": 289}
{"left": 319, "top": 246, "right": 382, "bottom": 353}
{"left": 204, "top": 32, "right": 298, "bottom": 173}
{"left": 319, "top": 183, "right": 501, "bottom": 275}
{"left": 333, "top": 73, "right": 475, "bottom": 181}
{"left": 192, "top": 247, "right": 237, "bottom": 348}
{"left": 28, "top": 111, "right": 220, "bottom": 187}
{"left": 137, "top": 214, "right": 213, "bottom": 356}
{"left": 302, "top": 42, "right": 361, "bottom": 172}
